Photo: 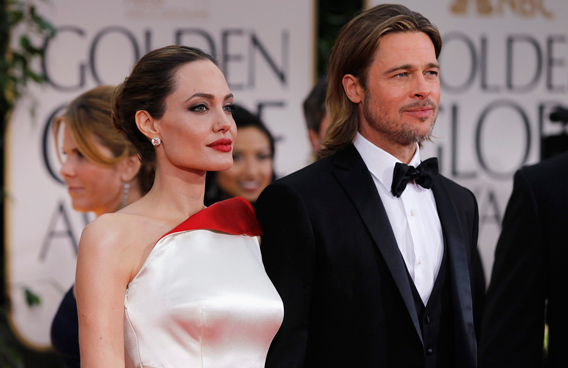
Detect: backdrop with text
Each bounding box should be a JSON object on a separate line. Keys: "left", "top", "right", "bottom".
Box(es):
{"left": 368, "top": 0, "right": 568, "bottom": 280}
{"left": 5, "top": 0, "right": 315, "bottom": 349}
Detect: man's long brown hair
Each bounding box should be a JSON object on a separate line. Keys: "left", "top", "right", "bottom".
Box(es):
{"left": 320, "top": 4, "right": 442, "bottom": 158}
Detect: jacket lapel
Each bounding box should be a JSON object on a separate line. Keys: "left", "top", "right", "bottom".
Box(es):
{"left": 332, "top": 145, "right": 423, "bottom": 344}
{"left": 432, "top": 178, "right": 477, "bottom": 364}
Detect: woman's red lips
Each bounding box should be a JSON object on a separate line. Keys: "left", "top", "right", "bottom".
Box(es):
{"left": 207, "top": 138, "right": 233, "bottom": 152}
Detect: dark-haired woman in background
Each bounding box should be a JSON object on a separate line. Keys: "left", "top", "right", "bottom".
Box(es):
{"left": 205, "top": 104, "right": 275, "bottom": 206}
{"left": 75, "top": 46, "right": 283, "bottom": 367}
{"left": 50, "top": 85, "right": 153, "bottom": 368}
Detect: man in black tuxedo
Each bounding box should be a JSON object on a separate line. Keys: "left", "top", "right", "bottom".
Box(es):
{"left": 256, "top": 4, "right": 483, "bottom": 368}
{"left": 479, "top": 151, "right": 568, "bottom": 368}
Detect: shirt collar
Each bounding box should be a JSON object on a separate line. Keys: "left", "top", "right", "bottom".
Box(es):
{"left": 353, "top": 132, "right": 421, "bottom": 192}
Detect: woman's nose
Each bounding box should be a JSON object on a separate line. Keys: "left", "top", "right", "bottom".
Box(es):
{"left": 60, "top": 159, "right": 75, "bottom": 178}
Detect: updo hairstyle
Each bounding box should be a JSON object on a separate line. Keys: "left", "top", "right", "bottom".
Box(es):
{"left": 112, "top": 45, "right": 217, "bottom": 166}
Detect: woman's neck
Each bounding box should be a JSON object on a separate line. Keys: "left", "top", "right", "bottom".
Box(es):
{"left": 138, "top": 168, "right": 207, "bottom": 221}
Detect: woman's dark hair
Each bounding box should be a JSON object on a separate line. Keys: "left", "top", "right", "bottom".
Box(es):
{"left": 204, "top": 104, "right": 276, "bottom": 206}
{"left": 303, "top": 79, "right": 328, "bottom": 133}
{"left": 231, "top": 104, "right": 275, "bottom": 158}
{"left": 112, "top": 45, "right": 217, "bottom": 167}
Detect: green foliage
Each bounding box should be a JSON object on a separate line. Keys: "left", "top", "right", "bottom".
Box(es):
{"left": 1, "top": 2, "right": 57, "bottom": 366}
{"left": 23, "top": 288, "right": 41, "bottom": 307}
{"left": 0, "top": 307, "right": 24, "bottom": 368}
{"left": 316, "top": 0, "right": 362, "bottom": 78}
{"left": 0, "top": 0, "right": 56, "bottom": 132}
{"left": 543, "top": 323, "right": 548, "bottom": 357}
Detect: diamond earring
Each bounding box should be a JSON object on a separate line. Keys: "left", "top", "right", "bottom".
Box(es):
{"left": 151, "top": 137, "right": 161, "bottom": 146}
{"left": 121, "top": 182, "right": 130, "bottom": 209}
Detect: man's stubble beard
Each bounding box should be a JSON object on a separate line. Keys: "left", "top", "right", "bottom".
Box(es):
{"left": 362, "top": 94, "right": 437, "bottom": 146}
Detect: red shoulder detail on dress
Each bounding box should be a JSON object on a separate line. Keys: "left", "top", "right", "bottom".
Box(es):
{"left": 163, "top": 197, "right": 262, "bottom": 238}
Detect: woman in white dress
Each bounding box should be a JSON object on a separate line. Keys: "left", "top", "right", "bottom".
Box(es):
{"left": 75, "top": 45, "right": 283, "bottom": 368}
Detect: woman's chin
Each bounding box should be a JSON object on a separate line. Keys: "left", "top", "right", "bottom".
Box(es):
{"left": 238, "top": 189, "right": 263, "bottom": 203}
{"left": 210, "top": 162, "right": 233, "bottom": 172}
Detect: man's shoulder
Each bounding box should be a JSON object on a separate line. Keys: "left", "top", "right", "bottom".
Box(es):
{"left": 521, "top": 151, "right": 568, "bottom": 180}
{"left": 435, "top": 173, "right": 477, "bottom": 210}
{"left": 277, "top": 155, "right": 335, "bottom": 186}
{"left": 436, "top": 173, "right": 474, "bottom": 196}
{"left": 515, "top": 151, "right": 568, "bottom": 201}
{"left": 259, "top": 152, "right": 349, "bottom": 206}
{"left": 276, "top": 144, "right": 361, "bottom": 186}
{"left": 256, "top": 155, "right": 338, "bottom": 218}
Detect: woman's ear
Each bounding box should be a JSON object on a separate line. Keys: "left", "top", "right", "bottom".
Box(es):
{"left": 135, "top": 110, "right": 160, "bottom": 141}
{"left": 120, "top": 154, "right": 142, "bottom": 183}
{"left": 342, "top": 74, "right": 363, "bottom": 104}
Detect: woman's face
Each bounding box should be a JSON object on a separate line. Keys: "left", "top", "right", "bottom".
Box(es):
{"left": 216, "top": 126, "right": 273, "bottom": 203}
{"left": 59, "top": 126, "right": 125, "bottom": 216}
{"left": 156, "top": 60, "right": 236, "bottom": 173}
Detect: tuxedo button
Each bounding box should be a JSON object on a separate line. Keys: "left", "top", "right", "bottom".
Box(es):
{"left": 426, "top": 348, "right": 433, "bottom": 356}
{"left": 425, "top": 315, "right": 431, "bottom": 324}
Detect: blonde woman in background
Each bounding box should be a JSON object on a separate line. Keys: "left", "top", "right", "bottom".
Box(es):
{"left": 50, "top": 85, "right": 153, "bottom": 368}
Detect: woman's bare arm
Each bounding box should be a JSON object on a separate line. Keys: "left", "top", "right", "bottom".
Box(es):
{"left": 75, "top": 214, "right": 135, "bottom": 367}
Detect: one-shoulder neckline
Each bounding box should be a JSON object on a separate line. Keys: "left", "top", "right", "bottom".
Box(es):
{"left": 128, "top": 197, "right": 262, "bottom": 286}
{"left": 160, "top": 196, "right": 262, "bottom": 241}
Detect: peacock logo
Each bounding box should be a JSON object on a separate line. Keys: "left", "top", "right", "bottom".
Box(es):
{"left": 449, "top": 0, "right": 553, "bottom": 18}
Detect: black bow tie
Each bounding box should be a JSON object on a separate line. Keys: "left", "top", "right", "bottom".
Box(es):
{"left": 391, "top": 157, "right": 439, "bottom": 198}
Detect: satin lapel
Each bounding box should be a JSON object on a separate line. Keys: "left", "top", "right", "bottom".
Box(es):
{"left": 432, "top": 178, "right": 476, "bottom": 359}
{"left": 332, "top": 146, "right": 423, "bottom": 344}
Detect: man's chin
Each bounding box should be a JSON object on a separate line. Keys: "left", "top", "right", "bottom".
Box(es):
{"left": 398, "top": 126, "right": 434, "bottom": 145}
{"left": 416, "top": 132, "right": 434, "bottom": 144}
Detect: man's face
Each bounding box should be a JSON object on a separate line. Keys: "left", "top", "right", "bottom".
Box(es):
{"left": 357, "top": 31, "right": 440, "bottom": 151}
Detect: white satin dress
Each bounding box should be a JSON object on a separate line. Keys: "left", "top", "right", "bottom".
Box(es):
{"left": 124, "top": 197, "right": 283, "bottom": 368}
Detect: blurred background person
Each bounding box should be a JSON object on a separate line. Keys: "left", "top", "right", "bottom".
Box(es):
{"left": 302, "top": 79, "right": 329, "bottom": 160}
{"left": 479, "top": 149, "right": 568, "bottom": 368}
{"left": 49, "top": 85, "right": 153, "bottom": 368}
{"left": 205, "top": 104, "right": 275, "bottom": 206}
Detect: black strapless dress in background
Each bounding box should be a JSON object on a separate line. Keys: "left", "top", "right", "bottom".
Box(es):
{"left": 50, "top": 286, "right": 80, "bottom": 368}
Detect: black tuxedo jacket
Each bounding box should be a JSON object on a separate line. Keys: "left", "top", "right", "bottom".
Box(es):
{"left": 256, "top": 144, "right": 482, "bottom": 368}
{"left": 479, "top": 151, "right": 568, "bottom": 368}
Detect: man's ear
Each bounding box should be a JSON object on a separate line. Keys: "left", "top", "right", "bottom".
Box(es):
{"left": 135, "top": 110, "right": 159, "bottom": 141}
{"left": 342, "top": 74, "right": 363, "bottom": 104}
{"left": 120, "top": 154, "right": 142, "bottom": 183}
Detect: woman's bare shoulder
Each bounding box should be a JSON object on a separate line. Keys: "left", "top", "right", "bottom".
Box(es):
{"left": 78, "top": 212, "right": 169, "bottom": 281}
{"left": 81, "top": 212, "right": 147, "bottom": 245}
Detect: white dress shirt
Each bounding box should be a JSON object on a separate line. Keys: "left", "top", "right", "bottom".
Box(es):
{"left": 353, "top": 132, "right": 444, "bottom": 305}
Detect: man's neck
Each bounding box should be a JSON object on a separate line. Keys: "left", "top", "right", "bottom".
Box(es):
{"left": 358, "top": 129, "right": 417, "bottom": 164}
